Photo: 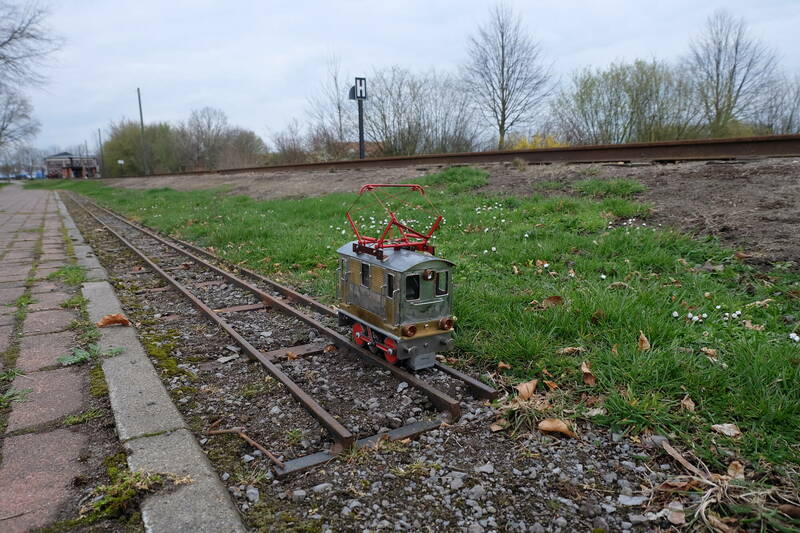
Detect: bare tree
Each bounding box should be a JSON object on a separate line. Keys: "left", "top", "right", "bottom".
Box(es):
{"left": 686, "top": 9, "right": 778, "bottom": 137}
{"left": 753, "top": 75, "right": 800, "bottom": 134}
{"left": 307, "top": 55, "right": 353, "bottom": 160}
{"left": 0, "top": 1, "right": 61, "bottom": 88}
{"left": 0, "top": 85, "right": 39, "bottom": 150}
{"left": 270, "top": 119, "right": 308, "bottom": 164}
{"left": 463, "top": 3, "right": 551, "bottom": 149}
{"left": 550, "top": 60, "right": 703, "bottom": 145}
{"left": 182, "top": 107, "right": 229, "bottom": 169}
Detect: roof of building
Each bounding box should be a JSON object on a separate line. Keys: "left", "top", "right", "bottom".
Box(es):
{"left": 45, "top": 152, "right": 75, "bottom": 159}
{"left": 337, "top": 241, "right": 453, "bottom": 272}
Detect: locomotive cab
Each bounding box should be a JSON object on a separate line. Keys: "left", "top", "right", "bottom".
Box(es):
{"left": 336, "top": 242, "right": 455, "bottom": 370}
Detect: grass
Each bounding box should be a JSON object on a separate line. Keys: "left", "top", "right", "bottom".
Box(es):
{"left": 29, "top": 173, "right": 800, "bottom": 470}
{"left": 63, "top": 408, "right": 103, "bottom": 426}
{"left": 46, "top": 264, "right": 87, "bottom": 285}
{"left": 572, "top": 178, "right": 646, "bottom": 198}
{"left": 0, "top": 388, "right": 32, "bottom": 408}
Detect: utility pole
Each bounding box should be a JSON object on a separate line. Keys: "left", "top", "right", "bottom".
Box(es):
{"left": 97, "top": 128, "right": 104, "bottom": 178}
{"left": 137, "top": 87, "right": 149, "bottom": 175}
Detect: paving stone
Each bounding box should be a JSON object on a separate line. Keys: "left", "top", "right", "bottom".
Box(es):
{"left": 0, "top": 429, "right": 87, "bottom": 533}
{"left": 126, "top": 429, "right": 246, "bottom": 533}
{"left": 0, "top": 312, "right": 15, "bottom": 327}
{"left": 31, "top": 282, "right": 60, "bottom": 294}
{"left": 83, "top": 281, "right": 124, "bottom": 323}
{"left": 0, "top": 324, "right": 13, "bottom": 352}
{"left": 23, "top": 309, "right": 75, "bottom": 335}
{"left": 5, "top": 367, "right": 84, "bottom": 432}
{"left": 17, "top": 331, "right": 75, "bottom": 372}
{"left": 0, "top": 286, "right": 25, "bottom": 305}
{"left": 0, "top": 272, "right": 29, "bottom": 283}
{"left": 28, "top": 291, "right": 70, "bottom": 312}
{"left": 0, "top": 279, "right": 26, "bottom": 289}
{"left": 35, "top": 265, "right": 65, "bottom": 277}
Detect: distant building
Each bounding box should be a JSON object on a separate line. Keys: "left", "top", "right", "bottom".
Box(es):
{"left": 44, "top": 152, "right": 99, "bottom": 178}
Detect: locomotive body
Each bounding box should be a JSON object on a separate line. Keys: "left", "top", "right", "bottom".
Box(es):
{"left": 336, "top": 242, "right": 455, "bottom": 370}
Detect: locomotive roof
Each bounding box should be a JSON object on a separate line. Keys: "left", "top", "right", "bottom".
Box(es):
{"left": 337, "top": 241, "right": 454, "bottom": 272}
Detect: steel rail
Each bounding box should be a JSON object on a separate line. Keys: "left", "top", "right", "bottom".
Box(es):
{"left": 76, "top": 202, "right": 356, "bottom": 450}
{"left": 111, "top": 133, "right": 800, "bottom": 178}
{"left": 80, "top": 196, "right": 497, "bottom": 401}
{"left": 69, "top": 194, "right": 463, "bottom": 420}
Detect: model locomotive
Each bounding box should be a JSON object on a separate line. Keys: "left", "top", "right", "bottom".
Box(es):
{"left": 336, "top": 184, "right": 455, "bottom": 370}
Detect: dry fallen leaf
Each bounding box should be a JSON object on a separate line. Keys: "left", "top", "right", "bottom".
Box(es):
{"left": 514, "top": 379, "right": 539, "bottom": 400}
{"left": 701, "top": 347, "right": 717, "bottom": 357}
{"left": 638, "top": 331, "right": 651, "bottom": 351}
{"left": 666, "top": 501, "right": 686, "bottom": 525}
{"left": 711, "top": 423, "right": 742, "bottom": 438}
{"left": 543, "top": 380, "right": 559, "bottom": 391}
{"left": 497, "top": 361, "right": 512, "bottom": 371}
{"left": 96, "top": 313, "right": 131, "bottom": 328}
{"left": 741, "top": 320, "right": 765, "bottom": 331}
{"left": 556, "top": 346, "right": 585, "bottom": 355}
{"left": 323, "top": 344, "right": 337, "bottom": 353}
{"left": 537, "top": 418, "right": 576, "bottom": 438}
{"left": 489, "top": 418, "right": 509, "bottom": 432}
{"left": 512, "top": 265, "right": 520, "bottom": 275}
{"left": 584, "top": 407, "right": 606, "bottom": 417}
{"left": 707, "top": 514, "right": 738, "bottom": 533}
{"left": 179, "top": 261, "right": 193, "bottom": 269}
{"left": 611, "top": 343, "right": 619, "bottom": 355}
{"left": 680, "top": 395, "right": 696, "bottom": 412}
{"left": 130, "top": 266, "right": 144, "bottom": 273}
{"left": 727, "top": 460, "right": 745, "bottom": 480}
{"left": 286, "top": 351, "right": 299, "bottom": 360}
{"left": 581, "top": 361, "right": 596, "bottom": 386}
{"left": 542, "top": 295, "right": 564, "bottom": 308}
{"left": 746, "top": 298, "right": 774, "bottom": 308}
{"left": 567, "top": 268, "right": 576, "bottom": 278}
{"left": 607, "top": 282, "right": 632, "bottom": 290}
{"left": 778, "top": 504, "right": 800, "bottom": 518}
{"left": 535, "top": 259, "right": 548, "bottom": 267}
{"left": 734, "top": 251, "right": 751, "bottom": 260}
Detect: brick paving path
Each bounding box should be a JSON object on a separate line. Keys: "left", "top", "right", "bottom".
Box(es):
{"left": 0, "top": 184, "right": 93, "bottom": 532}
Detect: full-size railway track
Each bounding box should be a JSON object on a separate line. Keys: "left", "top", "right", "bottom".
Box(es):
{"left": 119, "top": 133, "right": 800, "bottom": 178}
{"left": 67, "top": 193, "right": 496, "bottom": 476}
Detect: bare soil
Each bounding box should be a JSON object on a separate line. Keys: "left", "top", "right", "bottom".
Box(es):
{"left": 103, "top": 157, "right": 800, "bottom": 263}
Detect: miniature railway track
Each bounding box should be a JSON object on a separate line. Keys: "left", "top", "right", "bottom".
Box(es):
{"left": 66, "top": 193, "right": 496, "bottom": 476}
{"left": 118, "top": 133, "right": 800, "bottom": 177}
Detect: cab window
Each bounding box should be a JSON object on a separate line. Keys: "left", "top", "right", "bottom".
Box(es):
{"left": 435, "top": 271, "right": 449, "bottom": 295}
{"left": 405, "top": 274, "right": 420, "bottom": 300}
{"left": 386, "top": 274, "right": 394, "bottom": 298}
{"left": 361, "top": 263, "right": 370, "bottom": 286}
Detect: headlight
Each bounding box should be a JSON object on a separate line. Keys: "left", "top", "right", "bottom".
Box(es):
{"left": 401, "top": 325, "right": 417, "bottom": 337}
{"left": 438, "top": 317, "right": 454, "bottom": 330}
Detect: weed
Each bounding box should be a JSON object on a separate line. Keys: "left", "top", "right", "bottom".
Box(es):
{"left": 60, "top": 294, "right": 88, "bottom": 309}
{"left": 0, "top": 368, "right": 23, "bottom": 382}
{"left": 416, "top": 166, "right": 489, "bottom": 194}
{"left": 512, "top": 157, "right": 527, "bottom": 171}
{"left": 58, "top": 344, "right": 123, "bottom": 366}
{"left": 390, "top": 460, "right": 429, "bottom": 478}
{"left": 14, "top": 294, "right": 33, "bottom": 308}
{"left": 0, "top": 388, "right": 32, "bottom": 408}
{"left": 285, "top": 429, "right": 303, "bottom": 446}
{"left": 63, "top": 408, "right": 103, "bottom": 426}
{"left": 70, "top": 319, "right": 101, "bottom": 345}
{"left": 573, "top": 178, "right": 646, "bottom": 198}
{"left": 47, "top": 264, "right": 87, "bottom": 285}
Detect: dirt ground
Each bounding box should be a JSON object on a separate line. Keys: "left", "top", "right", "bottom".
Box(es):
{"left": 102, "top": 157, "right": 800, "bottom": 263}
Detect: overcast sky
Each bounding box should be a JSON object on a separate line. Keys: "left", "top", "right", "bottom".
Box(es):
{"left": 28, "top": 0, "right": 800, "bottom": 152}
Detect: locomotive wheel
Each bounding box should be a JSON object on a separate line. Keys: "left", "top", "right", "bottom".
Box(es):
{"left": 382, "top": 337, "right": 398, "bottom": 364}
{"left": 352, "top": 323, "right": 367, "bottom": 346}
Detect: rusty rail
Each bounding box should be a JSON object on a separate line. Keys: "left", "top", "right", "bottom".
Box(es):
{"left": 108, "top": 134, "right": 800, "bottom": 178}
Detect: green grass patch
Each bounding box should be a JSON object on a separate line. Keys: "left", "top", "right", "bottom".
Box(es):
{"left": 46, "top": 264, "right": 87, "bottom": 285}
{"left": 572, "top": 178, "right": 646, "bottom": 198}
{"left": 63, "top": 408, "right": 103, "bottom": 426}
{"left": 89, "top": 364, "right": 108, "bottom": 397}
{"left": 60, "top": 294, "right": 88, "bottom": 309}
{"left": 531, "top": 180, "right": 563, "bottom": 191}
{"left": 415, "top": 166, "right": 489, "bottom": 194}
{"left": 36, "top": 172, "right": 800, "bottom": 469}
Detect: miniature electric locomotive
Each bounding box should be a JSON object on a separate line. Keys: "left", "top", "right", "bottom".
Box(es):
{"left": 336, "top": 184, "right": 455, "bottom": 370}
